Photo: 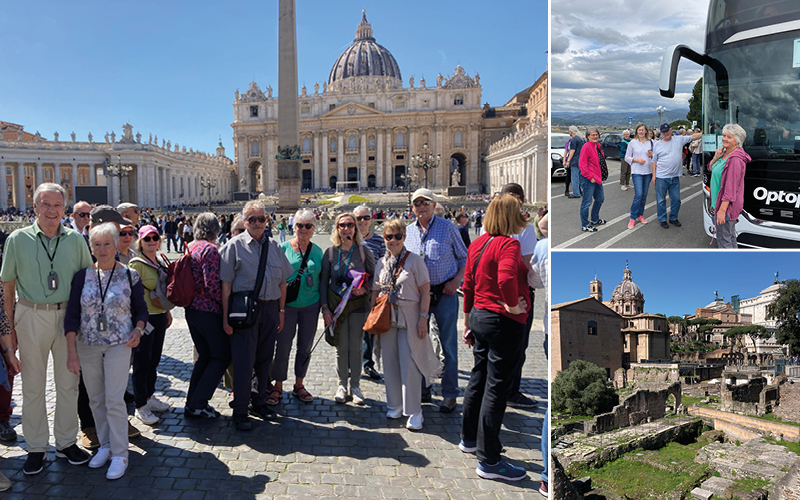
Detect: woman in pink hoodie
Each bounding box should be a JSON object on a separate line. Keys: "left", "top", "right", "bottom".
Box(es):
{"left": 707, "top": 124, "right": 750, "bottom": 248}
{"left": 578, "top": 128, "right": 608, "bottom": 232}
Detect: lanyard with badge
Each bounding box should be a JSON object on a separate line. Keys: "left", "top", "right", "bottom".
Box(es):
{"left": 38, "top": 234, "right": 61, "bottom": 291}
{"left": 96, "top": 265, "right": 116, "bottom": 332}
{"left": 334, "top": 245, "right": 354, "bottom": 295}
{"left": 418, "top": 216, "right": 436, "bottom": 261}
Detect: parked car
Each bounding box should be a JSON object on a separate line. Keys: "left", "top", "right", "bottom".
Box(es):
{"left": 550, "top": 133, "right": 571, "bottom": 179}
{"left": 600, "top": 131, "right": 626, "bottom": 159}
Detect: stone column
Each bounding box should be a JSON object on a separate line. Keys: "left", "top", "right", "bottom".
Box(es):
{"left": 89, "top": 163, "right": 97, "bottom": 185}
{"left": 407, "top": 128, "right": 416, "bottom": 187}
{"left": 16, "top": 163, "right": 26, "bottom": 211}
{"left": 0, "top": 162, "right": 6, "bottom": 210}
{"left": 71, "top": 164, "right": 79, "bottom": 203}
{"left": 265, "top": 134, "right": 275, "bottom": 193}
{"left": 386, "top": 129, "right": 393, "bottom": 187}
{"left": 321, "top": 134, "right": 328, "bottom": 189}
{"left": 54, "top": 163, "right": 62, "bottom": 194}
{"left": 376, "top": 129, "right": 384, "bottom": 188}
{"left": 469, "top": 125, "right": 480, "bottom": 192}
{"left": 312, "top": 132, "right": 320, "bottom": 190}
{"left": 337, "top": 132, "right": 344, "bottom": 185}
{"left": 35, "top": 162, "right": 43, "bottom": 189}
{"left": 359, "top": 130, "right": 367, "bottom": 187}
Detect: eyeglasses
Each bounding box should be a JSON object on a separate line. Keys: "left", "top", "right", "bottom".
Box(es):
{"left": 383, "top": 233, "right": 403, "bottom": 241}
{"left": 338, "top": 222, "right": 355, "bottom": 229}
{"left": 76, "top": 212, "right": 91, "bottom": 218}
{"left": 142, "top": 234, "right": 160, "bottom": 242}
{"left": 296, "top": 223, "right": 314, "bottom": 230}
{"left": 356, "top": 215, "right": 371, "bottom": 221}
{"left": 119, "top": 231, "right": 135, "bottom": 237}
{"left": 247, "top": 216, "right": 267, "bottom": 224}
{"left": 412, "top": 200, "right": 432, "bottom": 207}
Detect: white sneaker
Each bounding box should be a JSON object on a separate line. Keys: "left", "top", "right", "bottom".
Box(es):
{"left": 386, "top": 407, "right": 403, "bottom": 419}
{"left": 351, "top": 387, "right": 365, "bottom": 405}
{"left": 334, "top": 386, "right": 347, "bottom": 404}
{"left": 136, "top": 406, "right": 159, "bottom": 425}
{"left": 106, "top": 457, "right": 128, "bottom": 480}
{"left": 88, "top": 447, "right": 111, "bottom": 469}
{"left": 146, "top": 396, "right": 170, "bottom": 412}
{"left": 406, "top": 412, "right": 424, "bottom": 430}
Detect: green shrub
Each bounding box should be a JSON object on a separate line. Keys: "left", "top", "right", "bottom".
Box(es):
{"left": 552, "top": 360, "right": 618, "bottom": 416}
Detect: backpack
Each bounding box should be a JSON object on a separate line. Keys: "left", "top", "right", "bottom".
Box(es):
{"left": 163, "top": 242, "right": 196, "bottom": 308}
{"left": 130, "top": 255, "right": 176, "bottom": 311}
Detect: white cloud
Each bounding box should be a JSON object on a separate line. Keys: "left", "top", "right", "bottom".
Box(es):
{"left": 552, "top": 0, "right": 710, "bottom": 114}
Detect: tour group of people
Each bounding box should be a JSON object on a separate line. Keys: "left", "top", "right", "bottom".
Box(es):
{"left": 563, "top": 121, "right": 750, "bottom": 248}
{"left": 0, "top": 182, "right": 547, "bottom": 490}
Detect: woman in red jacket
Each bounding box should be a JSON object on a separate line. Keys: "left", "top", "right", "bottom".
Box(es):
{"left": 578, "top": 128, "right": 608, "bottom": 232}
{"left": 460, "top": 193, "right": 530, "bottom": 482}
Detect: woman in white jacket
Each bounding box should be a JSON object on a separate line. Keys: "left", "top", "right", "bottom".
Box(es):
{"left": 625, "top": 124, "right": 655, "bottom": 230}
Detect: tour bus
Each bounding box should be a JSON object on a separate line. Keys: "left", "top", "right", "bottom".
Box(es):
{"left": 659, "top": 0, "right": 800, "bottom": 248}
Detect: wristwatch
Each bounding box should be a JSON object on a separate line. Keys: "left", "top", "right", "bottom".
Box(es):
{"left": 133, "top": 327, "right": 143, "bottom": 335}
{"left": 2, "top": 346, "right": 12, "bottom": 355}
{"left": 279, "top": 309, "right": 285, "bottom": 313}
{"left": 420, "top": 312, "right": 430, "bottom": 319}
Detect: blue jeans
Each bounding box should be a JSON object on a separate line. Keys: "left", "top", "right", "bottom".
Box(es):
{"left": 428, "top": 291, "right": 459, "bottom": 399}
{"left": 630, "top": 173, "right": 652, "bottom": 220}
{"left": 655, "top": 176, "right": 681, "bottom": 222}
{"left": 579, "top": 176, "right": 604, "bottom": 228}
{"left": 692, "top": 154, "right": 702, "bottom": 175}
{"left": 570, "top": 163, "right": 581, "bottom": 196}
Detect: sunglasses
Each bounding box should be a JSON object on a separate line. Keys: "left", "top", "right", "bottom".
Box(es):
{"left": 356, "top": 215, "right": 371, "bottom": 221}
{"left": 119, "top": 231, "right": 135, "bottom": 237}
{"left": 296, "top": 223, "right": 314, "bottom": 229}
{"left": 247, "top": 216, "right": 267, "bottom": 224}
{"left": 76, "top": 212, "right": 91, "bottom": 218}
{"left": 412, "top": 200, "right": 432, "bottom": 207}
{"left": 383, "top": 233, "right": 403, "bottom": 241}
{"left": 142, "top": 234, "right": 160, "bottom": 242}
{"left": 338, "top": 222, "right": 355, "bottom": 229}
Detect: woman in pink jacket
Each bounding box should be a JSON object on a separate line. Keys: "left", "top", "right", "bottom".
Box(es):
{"left": 578, "top": 129, "right": 608, "bottom": 232}
{"left": 707, "top": 124, "right": 750, "bottom": 248}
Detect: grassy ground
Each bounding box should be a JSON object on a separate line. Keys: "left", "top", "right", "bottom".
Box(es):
{"left": 573, "top": 431, "right": 718, "bottom": 500}
{"left": 348, "top": 195, "right": 374, "bottom": 204}
{"left": 552, "top": 413, "right": 593, "bottom": 424}
{"left": 753, "top": 412, "right": 800, "bottom": 427}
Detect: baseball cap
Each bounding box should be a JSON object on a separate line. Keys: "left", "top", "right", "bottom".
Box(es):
{"left": 116, "top": 202, "right": 138, "bottom": 214}
{"left": 90, "top": 205, "right": 131, "bottom": 225}
{"left": 411, "top": 188, "right": 435, "bottom": 202}
{"left": 660, "top": 123, "right": 672, "bottom": 133}
{"left": 138, "top": 225, "right": 159, "bottom": 239}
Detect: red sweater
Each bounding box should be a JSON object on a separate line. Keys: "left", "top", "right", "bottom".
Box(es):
{"left": 462, "top": 233, "right": 530, "bottom": 324}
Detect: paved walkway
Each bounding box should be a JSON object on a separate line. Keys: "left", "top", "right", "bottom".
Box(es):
{"left": 0, "top": 235, "right": 546, "bottom": 499}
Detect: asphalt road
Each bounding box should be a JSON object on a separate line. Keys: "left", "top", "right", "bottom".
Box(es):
{"left": 551, "top": 159, "right": 711, "bottom": 249}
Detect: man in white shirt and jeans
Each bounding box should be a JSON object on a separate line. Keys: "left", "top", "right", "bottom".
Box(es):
{"left": 651, "top": 123, "right": 702, "bottom": 229}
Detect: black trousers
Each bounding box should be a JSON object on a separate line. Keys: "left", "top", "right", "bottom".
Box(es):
{"left": 461, "top": 308, "right": 524, "bottom": 464}
{"left": 564, "top": 165, "right": 573, "bottom": 195}
{"left": 186, "top": 309, "right": 231, "bottom": 411}
{"left": 230, "top": 300, "right": 278, "bottom": 416}
{"left": 509, "top": 287, "right": 534, "bottom": 397}
{"left": 132, "top": 312, "right": 168, "bottom": 408}
{"left": 78, "top": 373, "right": 95, "bottom": 430}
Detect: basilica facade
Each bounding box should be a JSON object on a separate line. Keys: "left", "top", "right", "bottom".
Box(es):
{"left": 231, "top": 13, "right": 486, "bottom": 193}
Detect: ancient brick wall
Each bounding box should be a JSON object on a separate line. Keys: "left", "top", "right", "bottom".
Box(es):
{"left": 589, "top": 382, "right": 681, "bottom": 433}
{"left": 773, "top": 459, "right": 800, "bottom": 500}
{"left": 687, "top": 406, "right": 800, "bottom": 441}
{"left": 774, "top": 383, "right": 800, "bottom": 424}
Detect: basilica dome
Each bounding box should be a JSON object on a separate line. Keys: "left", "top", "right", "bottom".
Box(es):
{"left": 328, "top": 12, "right": 402, "bottom": 89}
{"left": 612, "top": 263, "right": 643, "bottom": 300}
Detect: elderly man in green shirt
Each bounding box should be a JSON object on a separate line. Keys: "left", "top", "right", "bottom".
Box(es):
{"left": 0, "top": 183, "right": 93, "bottom": 475}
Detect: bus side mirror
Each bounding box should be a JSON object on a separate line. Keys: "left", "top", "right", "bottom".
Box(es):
{"left": 659, "top": 44, "right": 729, "bottom": 110}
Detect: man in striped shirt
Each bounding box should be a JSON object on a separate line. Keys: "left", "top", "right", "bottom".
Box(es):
{"left": 355, "top": 205, "right": 385, "bottom": 381}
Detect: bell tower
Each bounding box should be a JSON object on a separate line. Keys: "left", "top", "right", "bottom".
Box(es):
{"left": 590, "top": 276, "right": 603, "bottom": 302}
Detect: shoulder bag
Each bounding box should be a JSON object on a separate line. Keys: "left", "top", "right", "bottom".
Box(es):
{"left": 364, "top": 251, "right": 409, "bottom": 334}
{"left": 286, "top": 242, "right": 313, "bottom": 305}
{"left": 228, "top": 239, "right": 269, "bottom": 329}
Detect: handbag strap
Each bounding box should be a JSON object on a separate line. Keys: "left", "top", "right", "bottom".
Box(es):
{"left": 391, "top": 251, "right": 410, "bottom": 286}
{"left": 472, "top": 236, "right": 495, "bottom": 278}
{"left": 253, "top": 237, "right": 270, "bottom": 297}
{"left": 297, "top": 242, "right": 313, "bottom": 275}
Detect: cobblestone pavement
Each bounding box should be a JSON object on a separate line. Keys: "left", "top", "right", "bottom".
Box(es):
{"left": 0, "top": 235, "right": 546, "bottom": 499}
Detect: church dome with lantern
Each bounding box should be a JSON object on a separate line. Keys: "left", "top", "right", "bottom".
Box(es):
{"left": 609, "top": 263, "right": 644, "bottom": 316}
{"left": 327, "top": 11, "right": 402, "bottom": 92}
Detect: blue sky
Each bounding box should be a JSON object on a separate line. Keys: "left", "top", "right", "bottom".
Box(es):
{"left": 552, "top": 251, "right": 797, "bottom": 318}
{"left": 0, "top": 0, "right": 547, "bottom": 155}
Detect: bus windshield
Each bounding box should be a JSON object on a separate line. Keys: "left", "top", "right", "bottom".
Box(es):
{"left": 703, "top": 31, "right": 800, "bottom": 159}
{"left": 707, "top": 0, "right": 800, "bottom": 47}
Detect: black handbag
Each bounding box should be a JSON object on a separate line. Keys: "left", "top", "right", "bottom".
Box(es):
{"left": 228, "top": 237, "right": 270, "bottom": 329}
{"left": 286, "top": 243, "right": 313, "bottom": 305}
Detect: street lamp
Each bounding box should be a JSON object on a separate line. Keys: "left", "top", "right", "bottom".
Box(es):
{"left": 656, "top": 106, "right": 666, "bottom": 127}
{"left": 399, "top": 171, "right": 414, "bottom": 208}
{"left": 200, "top": 178, "right": 217, "bottom": 206}
{"left": 410, "top": 143, "right": 440, "bottom": 189}
{"left": 104, "top": 154, "right": 134, "bottom": 206}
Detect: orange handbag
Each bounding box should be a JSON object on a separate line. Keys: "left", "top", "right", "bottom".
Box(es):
{"left": 364, "top": 252, "right": 409, "bottom": 334}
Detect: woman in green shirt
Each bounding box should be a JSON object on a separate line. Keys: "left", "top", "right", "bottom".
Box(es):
{"left": 270, "top": 209, "right": 323, "bottom": 404}
{"left": 129, "top": 225, "right": 173, "bottom": 426}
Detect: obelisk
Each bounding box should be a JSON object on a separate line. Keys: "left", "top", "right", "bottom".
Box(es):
{"left": 276, "top": 0, "right": 301, "bottom": 209}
